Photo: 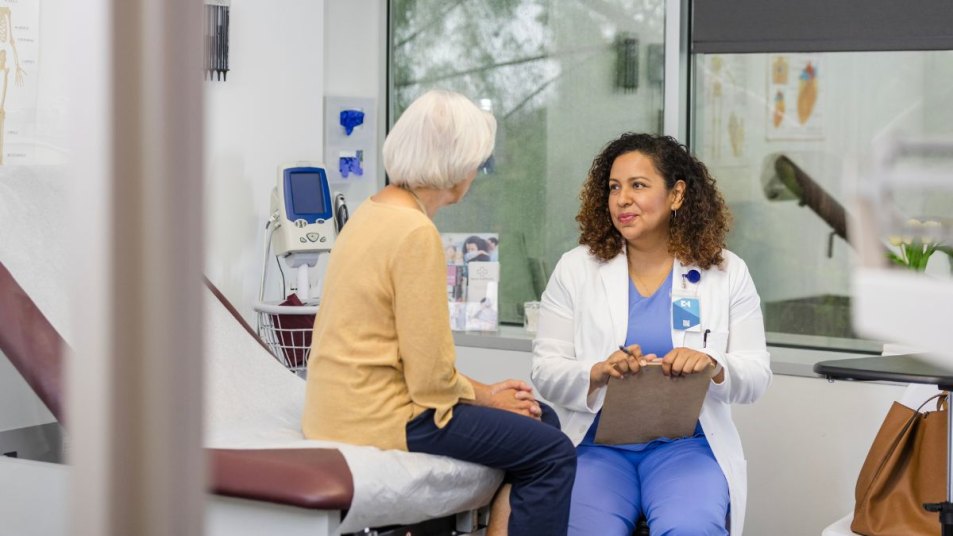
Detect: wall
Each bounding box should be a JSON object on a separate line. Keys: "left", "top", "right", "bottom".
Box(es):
{"left": 323, "top": 0, "right": 386, "bottom": 216}
{"left": 455, "top": 345, "right": 906, "bottom": 535}
{"left": 204, "top": 0, "right": 327, "bottom": 322}
{"left": 205, "top": 0, "right": 388, "bottom": 323}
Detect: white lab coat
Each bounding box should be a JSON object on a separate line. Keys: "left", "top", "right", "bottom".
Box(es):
{"left": 531, "top": 246, "right": 771, "bottom": 535}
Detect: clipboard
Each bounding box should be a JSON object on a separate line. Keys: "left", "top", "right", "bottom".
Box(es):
{"left": 594, "top": 363, "right": 712, "bottom": 445}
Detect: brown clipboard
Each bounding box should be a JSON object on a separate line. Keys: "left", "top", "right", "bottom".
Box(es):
{"left": 594, "top": 363, "right": 712, "bottom": 445}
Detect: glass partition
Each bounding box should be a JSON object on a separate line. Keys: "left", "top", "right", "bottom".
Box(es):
{"left": 691, "top": 50, "right": 953, "bottom": 350}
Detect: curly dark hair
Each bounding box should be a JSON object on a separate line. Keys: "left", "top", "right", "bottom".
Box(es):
{"left": 576, "top": 133, "right": 731, "bottom": 269}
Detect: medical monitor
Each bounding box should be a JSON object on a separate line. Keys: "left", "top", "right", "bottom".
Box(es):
{"left": 285, "top": 167, "right": 332, "bottom": 223}
{"left": 272, "top": 162, "right": 337, "bottom": 259}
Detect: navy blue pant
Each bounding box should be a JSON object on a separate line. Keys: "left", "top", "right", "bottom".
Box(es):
{"left": 406, "top": 403, "right": 576, "bottom": 536}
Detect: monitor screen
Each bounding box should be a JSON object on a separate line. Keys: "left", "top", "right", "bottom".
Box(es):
{"left": 289, "top": 172, "right": 327, "bottom": 215}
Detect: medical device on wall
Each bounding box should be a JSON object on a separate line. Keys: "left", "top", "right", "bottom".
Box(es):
{"left": 255, "top": 162, "right": 348, "bottom": 375}
{"left": 270, "top": 162, "right": 338, "bottom": 301}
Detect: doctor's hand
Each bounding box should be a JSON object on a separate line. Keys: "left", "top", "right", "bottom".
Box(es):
{"left": 659, "top": 347, "right": 719, "bottom": 379}
{"left": 589, "top": 345, "right": 655, "bottom": 393}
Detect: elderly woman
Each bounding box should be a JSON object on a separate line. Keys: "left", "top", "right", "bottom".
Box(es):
{"left": 532, "top": 133, "right": 771, "bottom": 535}
{"left": 302, "top": 89, "right": 576, "bottom": 536}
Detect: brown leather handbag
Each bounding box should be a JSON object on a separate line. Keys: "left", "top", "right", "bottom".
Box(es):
{"left": 852, "top": 394, "right": 947, "bottom": 535}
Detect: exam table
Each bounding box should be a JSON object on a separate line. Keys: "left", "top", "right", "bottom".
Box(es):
{"left": 0, "top": 260, "right": 502, "bottom": 534}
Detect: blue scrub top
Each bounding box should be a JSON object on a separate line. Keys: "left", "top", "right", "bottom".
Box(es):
{"left": 581, "top": 271, "right": 703, "bottom": 449}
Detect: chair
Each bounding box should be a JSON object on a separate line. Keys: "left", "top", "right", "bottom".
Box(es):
{"left": 634, "top": 517, "right": 650, "bottom": 535}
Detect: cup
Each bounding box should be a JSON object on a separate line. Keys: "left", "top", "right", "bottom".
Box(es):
{"left": 523, "top": 301, "right": 541, "bottom": 333}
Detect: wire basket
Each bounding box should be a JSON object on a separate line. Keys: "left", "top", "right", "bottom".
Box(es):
{"left": 254, "top": 302, "right": 318, "bottom": 376}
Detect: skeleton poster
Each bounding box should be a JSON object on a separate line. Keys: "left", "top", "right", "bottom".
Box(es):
{"left": 0, "top": 0, "right": 38, "bottom": 165}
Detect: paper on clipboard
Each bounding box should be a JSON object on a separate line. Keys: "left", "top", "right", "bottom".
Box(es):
{"left": 594, "top": 364, "right": 713, "bottom": 445}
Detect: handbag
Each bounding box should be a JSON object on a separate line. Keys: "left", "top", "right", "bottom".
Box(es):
{"left": 852, "top": 393, "right": 947, "bottom": 535}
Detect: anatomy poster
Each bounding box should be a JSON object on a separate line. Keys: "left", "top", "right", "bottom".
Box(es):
{"left": 699, "top": 54, "right": 749, "bottom": 166}
{"left": 0, "top": 0, "right": 38, "bottom": 165}
{"left": 766, "top": 54, "right": 823, "bottom": 140}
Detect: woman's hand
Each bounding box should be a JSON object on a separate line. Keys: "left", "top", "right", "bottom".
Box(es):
{"left": 659, "top": 347, "right": 722, "bottom": 381}
{"left": 489, "top": 387, "right": 542, "bottom": 420}
{"left": 472, "top": 378, "right": 542, "bottom": 419}
{"left": 589, "top": 344, "right": 652, "bottom": 393}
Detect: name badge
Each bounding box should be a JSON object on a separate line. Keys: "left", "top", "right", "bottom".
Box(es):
{"left": 673, "top": 296, "right": 701, "bottom": 331}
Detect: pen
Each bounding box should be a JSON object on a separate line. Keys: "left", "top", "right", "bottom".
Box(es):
{"left": 618, "top": 344, "right": 633, "bottom": 356}
{"left": 703, "top": 329, "right": 711, "bottom": 348}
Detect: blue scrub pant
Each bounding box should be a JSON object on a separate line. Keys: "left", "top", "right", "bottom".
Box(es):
{"left": 406, "top": 404, "right": 576, "bottom": 536}
{"left": 568, "top": 436, "right": 729, "bottom": 536}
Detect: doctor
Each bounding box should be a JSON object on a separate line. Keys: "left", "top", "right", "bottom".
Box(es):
{"left": 532, "top": 133, "right": 771, "bottom": 535}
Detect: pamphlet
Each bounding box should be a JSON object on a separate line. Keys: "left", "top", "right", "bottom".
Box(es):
{"left": 441, "top": 233, "right": 499, "bottom": 332}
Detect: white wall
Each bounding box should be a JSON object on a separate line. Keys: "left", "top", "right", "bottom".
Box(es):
{"left": 323, "top": 0, "right": 387, "bottom": 217}
{"left": 0, "top": 458, "right": 69, "bottom": 535}
{"left": 205, "top": 0, "right": 388, "bottom": 323}
{"left": 455, "top": 345, "right": 906, "bottom": 535}
{"left": 204, "top": 0, "right": 327, "bottom": 322}
{"left": 735, "top": 374, "right": 904, "bottom": 535}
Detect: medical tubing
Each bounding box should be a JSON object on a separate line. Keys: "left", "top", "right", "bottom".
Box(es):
{"left": 260, "top": 219, "right": 278, "bottom": 303}
{"left": 275, "top": 255, "right": 285, "bottom": 295}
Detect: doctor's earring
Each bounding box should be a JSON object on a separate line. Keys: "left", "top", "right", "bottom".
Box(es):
{"left": 671, "top": 208, "right": 678, "bottom": 220}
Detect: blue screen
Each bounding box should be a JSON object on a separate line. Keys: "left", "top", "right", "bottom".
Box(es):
{"left": 290, "top": 172, "right": 327, "bottom": 214}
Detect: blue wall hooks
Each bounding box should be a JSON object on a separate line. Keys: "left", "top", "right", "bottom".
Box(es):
{"left": 339, "top": 109, "right": 365, "bottom": 136}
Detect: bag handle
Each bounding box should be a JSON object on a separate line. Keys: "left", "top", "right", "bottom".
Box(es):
{"left": 936, "top": 394, "right": 949, "bottom": 413}
{"left": 857, "top": 393, "right": 945, "bottom": 505}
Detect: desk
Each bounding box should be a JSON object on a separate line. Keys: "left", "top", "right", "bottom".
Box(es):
{"left": 815, "top": 354, "right": 953, "bottom": 535}
{"left": 815, "top": 354, "right": 953, "bottom": 390}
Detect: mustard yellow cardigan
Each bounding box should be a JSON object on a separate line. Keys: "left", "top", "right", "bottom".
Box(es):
{"left": 302, "top": 199, "right": 475, "bottom": 450}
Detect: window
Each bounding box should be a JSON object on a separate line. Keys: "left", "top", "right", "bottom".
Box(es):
{"left": 691, "top": 50, "right": 953, "bottom": 350}
{"left": 389, "top": 0, "right": 668, "bottom": 324}
{"left": 389, "top": 1, "right": 953, "bottom": 349}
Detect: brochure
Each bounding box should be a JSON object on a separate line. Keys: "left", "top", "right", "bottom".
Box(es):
{"left": 441, "top": 233, "right": 499, "bottom": 332}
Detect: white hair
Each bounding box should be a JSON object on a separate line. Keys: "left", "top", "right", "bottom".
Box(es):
{"left": 382, "top": 89, "right": 497, "bottom": 190}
